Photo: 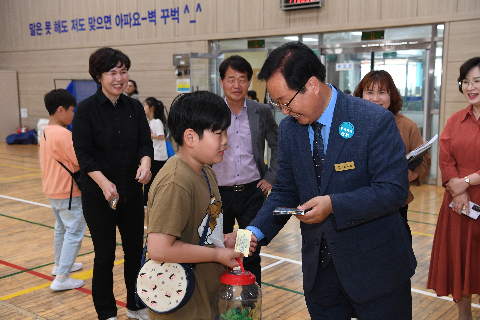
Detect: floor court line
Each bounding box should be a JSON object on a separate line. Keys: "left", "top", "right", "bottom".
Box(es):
{"left": 3, "top": 193, "right": 476, "bottom": 310}
{"left": 0, "top": 299, "right": 48, "bottom": 320}
{"left": 0, "top": 259, "right": 127, "bottom": 308}
{"left": 0, "top": 194, "right": 50, "bottom": 208}
{"left": 0, "top": 173, "right": 42, "bottom": 181}
{"left": 0, "top": 163, "right": 42, "bottom": 171}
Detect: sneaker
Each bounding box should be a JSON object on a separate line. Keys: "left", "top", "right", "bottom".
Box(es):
{"left": 50, "top": 277, "right": 84, "bottom": 291}
{"left": 51, "top": 262, "right": 83, "bottom": 276}
{"left": 127, "top": 308, "right": 149, "bottom": 320}
{"left": 106, "top": 318, "right": 117, "bottom": 320}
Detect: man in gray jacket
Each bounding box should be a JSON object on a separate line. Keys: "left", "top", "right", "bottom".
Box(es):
{"left": 212, "top": 55, "right": 278, "bottom": 285}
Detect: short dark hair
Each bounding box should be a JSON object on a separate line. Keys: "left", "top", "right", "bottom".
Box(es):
{"left": 258, "top": 42, "right": 326, "bottom": 92}
{"left": 44, "top": 89, "right": 77, "bottom": 115}
{"left": 353, "top": 70, "right": 403, "bottom": 115}
{"left": 128, "top": 80, "right": 139, "bottom": 94}
{"left": 89, "top": 47, "right": 131, "bottom": 84}
{"left": 458, "top": 57, "right": 480, "bottom": 93}
{"left": 247, "top": 90, "right": 258, "bottom": 101}
{"left": 168, "top": 91, "right": 231, "bottom": 146}
{"left": 219, "top": 55, "right": 253, "bottom": 81}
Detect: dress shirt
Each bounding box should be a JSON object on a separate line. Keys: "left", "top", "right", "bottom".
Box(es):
{"left": 308, "top": 84, "right": 337, "bottom": 155}
{"left": 213, "top": 98, "right": 261, "bottom": 186}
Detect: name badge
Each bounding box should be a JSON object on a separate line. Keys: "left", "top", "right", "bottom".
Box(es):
{"left": 339, "top": 122, "right": 354, "bottom": 139}
{"left": 335, "top": 161, "right": 355, "bottom": 172}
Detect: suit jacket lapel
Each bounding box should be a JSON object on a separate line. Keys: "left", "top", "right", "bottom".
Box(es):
{"left": 320, "top": 93, "right": 349, "bottom": 195}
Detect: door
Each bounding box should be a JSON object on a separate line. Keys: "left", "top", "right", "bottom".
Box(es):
{"left": 189, "top": 53, "right": 224, "bottom": 94}
{"left": 324, "top": 48, "right": 429, "bottom": 137}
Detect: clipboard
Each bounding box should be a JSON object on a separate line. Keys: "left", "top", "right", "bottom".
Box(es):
{"left": 406, "top": 134, "right": 438, "bottom": 170}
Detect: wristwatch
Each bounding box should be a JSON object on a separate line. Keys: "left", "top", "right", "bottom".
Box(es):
{"left": 464, "top": 176, "right": 471, "bottom": 186}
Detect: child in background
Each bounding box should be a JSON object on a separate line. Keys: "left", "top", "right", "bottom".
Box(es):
{"left": 143, "top": 97, "right": 168, "bottom": 206}
{"left": 145, "top": 91, "right": 256, "bottom": 320}
{"left": 39, "top": 89, "right": 86, "bottom": 291}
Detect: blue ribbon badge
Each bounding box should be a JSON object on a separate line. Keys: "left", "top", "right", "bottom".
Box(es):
{"left": 339, "top": 122, "right": 354, "bottom": 139}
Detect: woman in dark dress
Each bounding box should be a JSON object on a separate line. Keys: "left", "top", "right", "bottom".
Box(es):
{"left": 72, "top": 47, "right": 153, "bottom": 320}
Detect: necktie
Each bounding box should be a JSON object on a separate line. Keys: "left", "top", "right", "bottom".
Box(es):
{"left": 311, "top": 121, "right": 325, "bottom": 187}
{"left": 311, "top": 122, "right": 331, "bottom": 268}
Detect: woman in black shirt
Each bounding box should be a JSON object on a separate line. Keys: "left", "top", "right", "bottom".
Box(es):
{"left": 72, "top": 47, "right": 153, "bottom": 320}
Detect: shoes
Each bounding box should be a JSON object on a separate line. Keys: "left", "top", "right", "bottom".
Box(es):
{"left": 51, "top": 262, "right": 83, "bottom": 276}
{"left": 106, "top": 318, "right": 118, "bottom": 320}
{"left": 127, "top": 308, "right": 150, "bottom": 320}
{"left": 50, "top": 277, "right": 84, "bottom": 291}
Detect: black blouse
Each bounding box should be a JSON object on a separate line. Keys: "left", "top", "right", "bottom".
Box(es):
{"left": 72, "top": 88, "right": 153, "bottom": 202}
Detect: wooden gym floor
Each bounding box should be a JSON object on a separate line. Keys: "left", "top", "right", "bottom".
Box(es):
{"left": 0, "top": 142, "right": 479, "bottom": 320}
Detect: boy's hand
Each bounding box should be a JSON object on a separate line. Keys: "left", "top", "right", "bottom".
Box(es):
{"left": 224, "top": 231, "right": 258, "bottom": 256}
{"left": 215, "top": 247, "right": 243, "bottom": 268}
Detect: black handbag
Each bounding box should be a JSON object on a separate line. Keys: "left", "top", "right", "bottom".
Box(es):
{"left": 136, "top": 169, "right": 212, "bottom": 313}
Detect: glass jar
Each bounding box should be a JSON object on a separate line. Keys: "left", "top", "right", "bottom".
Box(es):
{"left": 214, "top": 261, "right": 262, "bottom": 320}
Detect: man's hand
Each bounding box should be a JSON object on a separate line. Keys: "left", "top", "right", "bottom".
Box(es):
{"left": 224, "top": 231, "right": 258, "bottom": 256}
{"left": 297, "top": 195, "right": 333, "bottom": 224}
{"left": 257, "top": 179, "right": 273, "bottom": 195}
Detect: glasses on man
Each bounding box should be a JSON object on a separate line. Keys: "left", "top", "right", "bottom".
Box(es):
{"left": 269, "top": 86, "right": 305, "bottom": 112}
{"left": 459, "top": 77, "right": 480, "bottom": 89}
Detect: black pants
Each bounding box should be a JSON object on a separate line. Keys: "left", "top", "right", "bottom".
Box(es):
{"left": 220, "top": 184, "right": 264, "bottom": 285}
{"left": 82, "top": 194, "right": 145, "bottom": 320}
{"left": 143, "top": 159, "right": 166, "bottom": 206}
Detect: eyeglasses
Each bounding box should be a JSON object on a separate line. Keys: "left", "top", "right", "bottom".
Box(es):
{"left": 269, "top": 86, "right": 305, "bottom": 112}
{"left": 459, "top": 77, "right": 480, "bottom": 89}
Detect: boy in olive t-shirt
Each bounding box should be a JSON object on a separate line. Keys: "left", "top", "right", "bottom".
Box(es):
{"left": 145, "top": 91, "right": 256, "bottom": 320}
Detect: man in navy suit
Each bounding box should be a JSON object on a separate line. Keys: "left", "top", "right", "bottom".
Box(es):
{"left": 246, "top": 42, "right": 416, "bottom": 319}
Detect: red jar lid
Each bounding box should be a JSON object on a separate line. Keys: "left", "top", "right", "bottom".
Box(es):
{"left": 220, "top": 269, "right": 256, "bottom": 285}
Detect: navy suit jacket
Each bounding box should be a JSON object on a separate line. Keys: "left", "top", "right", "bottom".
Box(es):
{"left": 250, "top": 90, "right": 417, "bottom": 304}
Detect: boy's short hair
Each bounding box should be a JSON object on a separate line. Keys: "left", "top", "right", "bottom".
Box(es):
{"left": 168, "top": 91, "right": 231, "bottom": 146}
{"left": 44, "top": 89, "right": 77, "bottom": 115}
{"left": 89, "top": 47, "right": 131, "bottom": 84}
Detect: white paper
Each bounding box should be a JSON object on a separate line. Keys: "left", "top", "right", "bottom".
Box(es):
{"left": 406, "top": 134, "right": 438, "bottom": 161}
{"left": 210, "top": 237, "right": 225, "bottom": 248}
{"left": 449, "top": 201, "right": 480, "bottom": 220}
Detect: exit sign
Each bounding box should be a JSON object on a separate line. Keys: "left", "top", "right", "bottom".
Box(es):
{"left": 248, "top": 40, "right": 265, "bottom": 48}
{"left": 361, "top": 30, "right": 385, "bottom": 41}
